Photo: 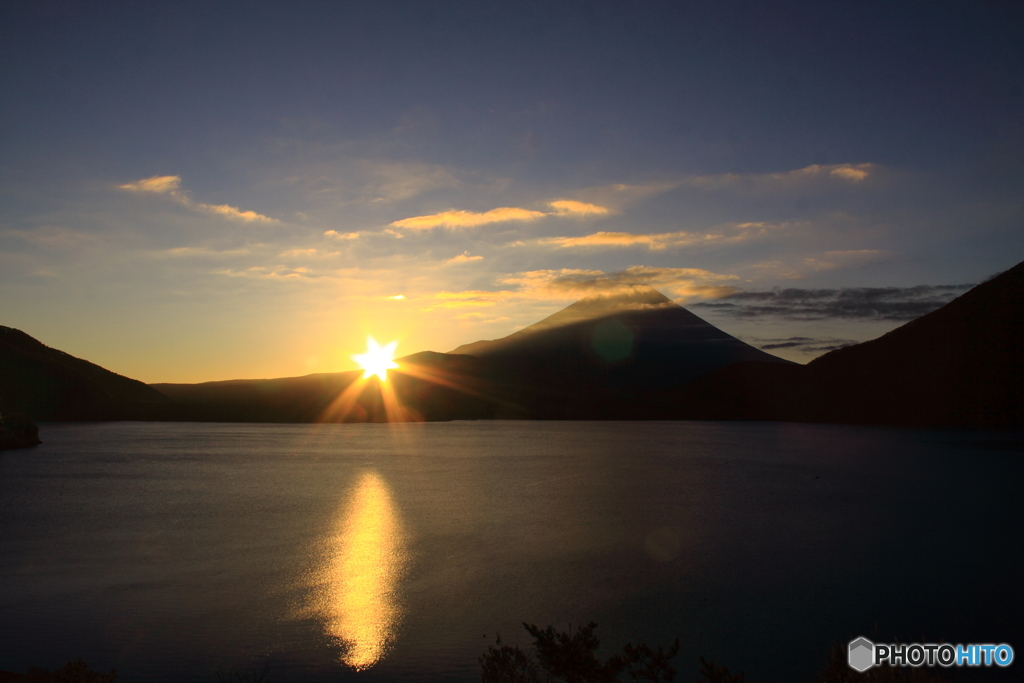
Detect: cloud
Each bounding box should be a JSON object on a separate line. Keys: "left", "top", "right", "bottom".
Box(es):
{"left": 149, "top": 246, "right": 254, "bottom": 259}
{"left": 215, "top": 265, "right": 323, "bottom": 281}
{"left": 539, "top": 222, "right": 785, "bottom": 251}
{"left": 279, "top": 247, "right": 340, "bottom": 259}
{"left": 565, "top": 181, "right": 681, "bottom": 212}
{"left": 829, "top": 166, "right": 870, "bottom": 181}
{"left": 690, "top": 283, "right": 973, "bottom": 321}
{"left": 196, "top": 202, "right": 276, "bottom": 223}
{"left": 445, "top": 252, "right": 483, "bottom": 265}
{"left": 752, "top": 336, "right": 860, "bottom": 355}
{"left": 744, "top": 250, "right": 889, "bottom": 280}
{"left": 3, "top": 226, "right": 100, "bottom": 249}
{"left": 547, "top": 200, "right": 610, "bottom": 216}
{"left": 119, "top": 175, "right": 277, "bottom": 223}
{"left": 390, "top": 198, "right": 612, "bottom": 230}
{"left": 426, "top": 290, "right": 514, "bottom": 308}
{"left": 296, "top": 159, "right": 462, "bottom": 205}
{"left": 391, "top": 207, "right": 546, "bottom": 229}
{"left": 685, "top": 163, "right": 876, "bottom": 192}
{"left": 119, "top": 175, "right": 182, "bottom": 193}
{"left": 419, "top": 265, "right": 740, "bottom": 314}
{"left": 324, "top": 230, "right": 361, "bottom": 239}
{"left": 501, "top": 266, "right": 740, "bottom": 300}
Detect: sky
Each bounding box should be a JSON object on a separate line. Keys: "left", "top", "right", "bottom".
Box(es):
{"left": 1, "top": 0, "right": 1022, "bottom": 383}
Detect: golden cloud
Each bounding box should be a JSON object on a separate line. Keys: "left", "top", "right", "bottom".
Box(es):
{"left": 829, "top": 166, "right": 870, "bottom": 181}
{"left": 278, "top": 247, "right": 341, "bottom": 259}
{"left": 197, "top": 203, "right": 276, "bottom": 223}
{"left": 538, "top": 222, "right": 785, "bottom": 251}
{"left": 390, "top": 199, "right": 611, "bottom": 230}
{"left": 506, "top": 266, "right": 739, "bottom": 299}
{"left": 119, "top": 175, "right": 277, "bottom": 223}
{"left": 426, "top": 290, "right": 513, "bottom": 308}
{"left": 547, "top": 200, "right": 611, "bottom": 216}
{"left": 118, "top": 175, "right": 182, "bottom": 193}
{"left": 391, "top": 207, "right": 546, "bottom": 229}
{"left": 445, "top": 252, "right": 484, "bottom": 265}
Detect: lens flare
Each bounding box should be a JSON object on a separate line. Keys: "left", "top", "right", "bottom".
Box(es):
{"left": 352, "top": 337, "right": 399, "bottom": 381}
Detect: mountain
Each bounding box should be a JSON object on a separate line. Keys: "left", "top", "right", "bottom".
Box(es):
{"left": 675, "top": 260, "right": 1024, "bottom": 426}
{"left": 447, "top": 286, "right": 790, "bottom": 417}
{"left": 0, "top": 326, "right": 169, "bottom": 420}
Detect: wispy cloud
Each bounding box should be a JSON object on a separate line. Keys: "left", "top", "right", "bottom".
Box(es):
{"left": 691, "top": 283, "right": 973, "bottom": 321}
{"left": 445, "top": 252, "right": 483, "bottom": 265}
{"left": 538, "top": 222, "right": 785, "bottom": 251}
{"left": 294, "top": 159, "right": 462, "bottom": 205}
{"left": 324, "top": 230, "right": 361, "bottom": 239}
{"left": 148, "top": 246, "right": 255, "bottom": 259}
{"left": 390, "top": 198, "right": 612, "bottom": 230}
{"left": 119, "top": 175, "right": 278, "bottom": 223}
{"left": 197, "top": 203, "right": 276, "bottom": 223}
{"left": 119, "top": 175, "right": 182, "bottom": 194}
{"left": 391, "top": 207, "right": 546, "bottom": 229}
{"left": 752, "top": 336, "right": 860, "bottom": 355}
{"left": 2, "top": 226, "right": 101, "bottom": 249}
{"left": 506, "top": 266, "right": 740, "bottom": 300}
{"left": 426, "top": 290, "right": 515, "bottom": 308}
{"left": 422, "top": 266, "right": 739, "bottom": 311}
{"left": 685, "top": 163, "right": 876, "bottom": 192}
{"left": 547, "top": 200, "right": 610, "bottom": 216}
{"left": 279, "top": 247, "right": 340, "bottom": 259}
{"left": 215, "top": 265, "right": 323, "bottom": 281}
{"left": 744, "top": 250, "right": 889, "bottom": 280}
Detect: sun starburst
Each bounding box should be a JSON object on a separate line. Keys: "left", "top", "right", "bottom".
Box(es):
{"left": 352, "top": 337, "right": 399, "bottom": 381}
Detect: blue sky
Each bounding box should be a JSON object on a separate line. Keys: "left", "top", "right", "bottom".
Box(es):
{"left": 2, "top": 0, "right": 1022, "bottom": 382}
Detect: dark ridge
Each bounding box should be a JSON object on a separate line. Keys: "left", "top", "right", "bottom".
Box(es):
{"left": 0, "top": 326, "right": 169, "bottom": 421}
{"left": 448, "top": 286, "right": 791, "bottom": 417}
{"left": 672, "top": 259, "right": 1024, "bottom": 427}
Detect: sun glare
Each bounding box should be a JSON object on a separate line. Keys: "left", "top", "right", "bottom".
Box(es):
{"left": 352, "top": 337, "right": 399, "bottom": 381}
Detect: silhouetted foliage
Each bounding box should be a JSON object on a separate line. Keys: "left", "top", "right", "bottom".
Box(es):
{"left": 479, "top": 622, "right": 679, "bottom": 683}
{"left": 25, "top": 660, "right": 115, "bottom": 683}
{"left": 697, "top": 656, "right": 744, "bottom": 683}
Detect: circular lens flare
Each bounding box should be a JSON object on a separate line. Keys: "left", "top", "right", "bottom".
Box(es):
{"left": 352, "top": 337, "right": 399, "bottom": 381}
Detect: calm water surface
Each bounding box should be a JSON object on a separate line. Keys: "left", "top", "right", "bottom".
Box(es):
{"left": 0, "top": 421, "right": 1021, "bottom": 682}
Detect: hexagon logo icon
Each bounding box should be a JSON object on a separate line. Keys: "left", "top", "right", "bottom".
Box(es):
{"left": 848, "top": 637, "right": 875, "bottom": 672}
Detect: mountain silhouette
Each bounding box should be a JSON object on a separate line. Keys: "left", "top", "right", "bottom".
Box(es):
{"left": 675, "top": 259, "right": 1024, "bottom": 426}
{"left": 445, "top": 286, "right": 790, "bottom": 418}
{"left": 0, "top": 326, "right": 168, "bottom": 420}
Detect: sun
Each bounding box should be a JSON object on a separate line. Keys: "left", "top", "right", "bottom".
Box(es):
{"left": 352, "top": 336, "right": 399, "bottom": 381}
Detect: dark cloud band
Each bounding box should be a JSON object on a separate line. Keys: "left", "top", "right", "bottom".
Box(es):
{"left": 692, "top": 284, "right": 973, "bottom": 321}
{"left": 752, "top": 336, "right": 860, "bottom": 355}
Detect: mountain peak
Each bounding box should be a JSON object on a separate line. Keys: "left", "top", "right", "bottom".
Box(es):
{"left": 528, "top": 285, "right": 677, "bottom": 333}
{"left": 449, "top": 286, "right": 679, "bottom": 356}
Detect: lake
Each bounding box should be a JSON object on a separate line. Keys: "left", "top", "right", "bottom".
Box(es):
{"left": 0, "top": 421, "right": 1021, "bottom": 682}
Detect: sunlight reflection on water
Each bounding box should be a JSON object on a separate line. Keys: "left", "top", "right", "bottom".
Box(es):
{"left": 318, "top": 471, "right": 407, "bottom": 670}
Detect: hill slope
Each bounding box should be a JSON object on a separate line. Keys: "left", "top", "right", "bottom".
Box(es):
{"left": 674, "top": 260, "right": 1024, "bottom": 426}
{"left": 0, "top": 326, "right": 169, "bottom": 420}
